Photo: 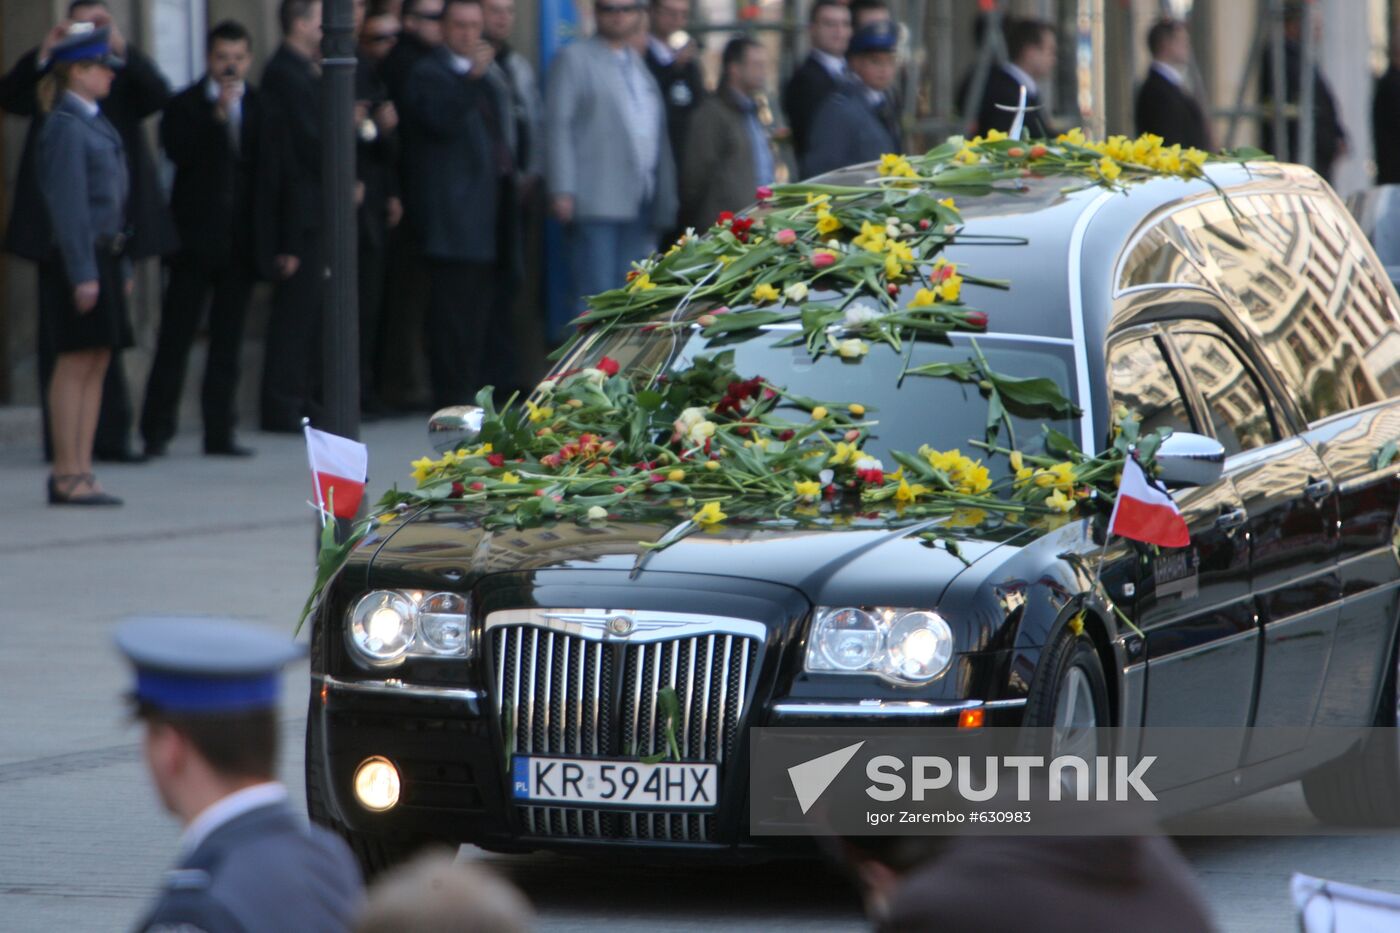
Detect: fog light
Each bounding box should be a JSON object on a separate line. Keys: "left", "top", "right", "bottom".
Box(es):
{"left": 353, "top": 756, "right": 401, "bottom": 812}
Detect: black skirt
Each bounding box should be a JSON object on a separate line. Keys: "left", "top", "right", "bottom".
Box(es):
{"left": 39, "top": 248, "right": 133, "bottom": 353}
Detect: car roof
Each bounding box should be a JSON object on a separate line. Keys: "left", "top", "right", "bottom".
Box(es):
{"left": 803, "top": 160, "right": 1325, "bottom": 343}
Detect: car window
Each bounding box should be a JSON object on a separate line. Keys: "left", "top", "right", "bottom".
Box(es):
{"left": 1107, "top": 337, "right": 1195, "bottom": 440}
{"left": 1172, "top": 330, "right": 1278, "bottom": 455}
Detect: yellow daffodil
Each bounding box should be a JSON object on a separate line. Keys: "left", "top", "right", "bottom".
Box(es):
{"left": 525, "top": 399, "right": 554, "bottom": 423}
{"left": 1067, "top": 610, "right": 1086, "bottom": 636}
{"left": 1034, "top": 462, "right": 1077, "bottom": 491}
{"left": 794, "top": 479, "right": 822, "bottom": 501}
{"left": 938, "top": 197, "right": 957, "bottom": 210}
{"left": 500, "top": 472, "right": 521, "bottom": 485}
{"left": 1057, "top": 127, "right": 1088, "bottom": 147}
{"left": 811, "top": 406, "right": 829, "bottom": 420}
{"left": 805, "top": 192, "right": 831, "bottom": 206}
{"left": 667, "top": 469, "right": 685, "bottom": 482}
{"left": 877, "top": 153, "right": 919, "bottom": 179}
{"left": 1096, "top": 156, "right": 1122, "bottom": 183}
{"left": 704, "top": 459, "right": 721, "bottom": 471}
{"left": 983, "top": 128, "right": 1008, "bottom": 143}
{"left": 829, "top": 441, "right": 859, "bottom": 466}
{"left": 849, "top": 403, "right": 866, "bottom": 417}
{"left": 954, "top": 147, "right": 979, "bottom": 165}
{"left": 1046, "top": 488, "right": 1076, "bottom": 513}
{"left": 629, "top": 271, "right": 658, "bottom": 292}
{"left": 693, "top": 501, "right": 728, "bottom": 525}
{"left": 894, "top": 476, "right": 929, "bottom": 504}
{"left": 378, "top": 512, "right": 397, "bottom": 524}
{"left": 411, "top": 456, "right": 436, "bottom": 483}
{"left": 909, "top": 288, "right": 938, "bottom": 309}
{"left": 815, "top": 207, "right": 842, "bottom": 235}
{"left": 719, "top": 254, "right": 736, "bottom": 266}
{"left": 919, "top": 446, "right": 992, "bottom": 495}
{"left": 753, "top": 283, "right": 781, "bottom": 303}
{"left": 1183, "top": 147, "right": 1208, "bottom": 171}
{"left": 852, "top": 220, "right": 887, "bottom": 253}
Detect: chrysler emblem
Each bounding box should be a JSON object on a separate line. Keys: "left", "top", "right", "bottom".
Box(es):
{"left": 607, "top": 614, "right": 636, "bottom": 637}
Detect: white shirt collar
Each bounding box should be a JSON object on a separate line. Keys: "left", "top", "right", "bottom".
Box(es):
{"left": 64, "top": 90, "right": 100, "bottom": 118}
{"left": 647, "top": 34, "right": 675, "bottom": 66}
{"left": 1151, "top": 61, "right": 1186, "bottom": 87}
{"left": 812, "top": 48, "right": 847, "bottom": 79}
{"left": 1002, "top": 61, "right": 1038, "bottom": 98}
{"left": 179, "top": 782, "right": 288, "bottom": 857}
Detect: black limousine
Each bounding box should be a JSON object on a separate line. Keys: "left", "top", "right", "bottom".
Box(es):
{"left": 306, "top": 154, "right": 1400, "bottom": 872}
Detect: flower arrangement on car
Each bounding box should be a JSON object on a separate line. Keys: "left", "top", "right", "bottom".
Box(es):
{"left": 300, "top": 131, "right": 1266, "bottom": 624}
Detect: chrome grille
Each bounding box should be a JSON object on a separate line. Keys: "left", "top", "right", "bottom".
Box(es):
{"left": 487, "top": 610, "right": 762, "bottom": 842}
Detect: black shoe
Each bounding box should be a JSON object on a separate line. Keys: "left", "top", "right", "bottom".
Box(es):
{"left": 205, "top": 440, "right": 256, "bottom": 457}
{"left": 94, "top": 447, "right": 148, "bottom": 464}
{"left": 48, "top": 473, "right": 123, "bottom": 506}
{"left": 144, "top": 440, "right": 169, "bottom": 458}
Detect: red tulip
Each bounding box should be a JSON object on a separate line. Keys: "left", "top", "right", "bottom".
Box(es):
{"left": 966, "top": 310, "right": 988, "bottom": 328}
{"left": 597, "top": 356, "right": 620, "bottom": 376}
{"left": 487, "top": 453, "right": 505, "bottom": 467}
{"left": 756, "top": 185, "right": 774, "bottom": 200}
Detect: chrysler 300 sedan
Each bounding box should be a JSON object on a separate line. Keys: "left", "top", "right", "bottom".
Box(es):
{"left": 306, "top": 154, "right": 1400, "bottom": 874}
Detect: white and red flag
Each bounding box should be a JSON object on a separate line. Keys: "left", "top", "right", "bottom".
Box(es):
{"left": 305, "top": 425, "right": 368, "bottom": 520}
{"left": 1108, "top": 457, "right": 1189, "bottom": 549}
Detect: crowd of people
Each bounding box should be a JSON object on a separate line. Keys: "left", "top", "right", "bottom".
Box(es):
{"left": 4, "top": 0, "right": 1373, "bottom": 508}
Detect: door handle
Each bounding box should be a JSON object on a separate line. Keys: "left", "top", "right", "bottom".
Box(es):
{"left": 1215, "top": 507, "right": 1247, "bottom": 531}
{"left": 1304, "top": 477, "right": 1333, "bottom": 503}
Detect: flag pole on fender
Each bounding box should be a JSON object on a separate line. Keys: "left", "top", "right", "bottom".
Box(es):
{"left": 304, "top": 418, "right": 369, "bottom": 528}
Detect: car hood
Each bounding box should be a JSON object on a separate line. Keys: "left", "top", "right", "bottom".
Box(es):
{"left": 366, "top": 503, "right": 1043, "bottom": 609}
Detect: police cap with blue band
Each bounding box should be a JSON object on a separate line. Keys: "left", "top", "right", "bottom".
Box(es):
{"left": 49, "top": 22, "right": 125, "bottom": 69}
{"left": 848, "top": 21, "right": 898, "bottom": 55}
{"left": 115, "top": 617, "right": 303, "bottom": 715}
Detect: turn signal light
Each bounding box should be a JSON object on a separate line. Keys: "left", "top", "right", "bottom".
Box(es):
{"left": 353, "top": 756, "right": 402, "bottom": 811}
{"left": 957, "top": 708, "right": 985, "bottom": 730}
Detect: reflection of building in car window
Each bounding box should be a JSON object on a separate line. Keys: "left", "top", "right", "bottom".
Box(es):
{"left": 1174, "top": 330, "right": 1275, "bottom": 455}
{"left": 1108, "top": 337, "right": 1193, "bottom": 439}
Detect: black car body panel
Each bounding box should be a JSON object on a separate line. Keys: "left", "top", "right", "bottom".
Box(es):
{"left": 308, "top": 160, "right": 1400, "bottom": 855}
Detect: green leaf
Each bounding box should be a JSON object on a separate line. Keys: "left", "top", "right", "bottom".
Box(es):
{"left": 892, "top": 449, "right": 935, "bottom": 480}
{"left": 1043, "top": 427, "right": 1082, "bottom": 459}
{"left": 636, "top": 389, "right": 664, "bottom": 411}
{"left": 702, "top": 309, "right": 794, "bottom": 335}
{"left": 987, "top": 373, "right": 1080, "bottom": 415}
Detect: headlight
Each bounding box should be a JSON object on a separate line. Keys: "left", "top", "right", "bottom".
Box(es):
{"left": 346, "top": 590, "right": 472, "bottom": 669}
{"left": 805, "top": 607, "right": 954, "bottom": 684}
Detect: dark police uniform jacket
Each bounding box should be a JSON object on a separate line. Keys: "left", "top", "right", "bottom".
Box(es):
{"left": 802, "top": 85, "right": 903, "bottom": 179}
{"left": 38, "top": 93, "right": 129, "bottom": 288}
{"left": 135, "top": 799, "right": 361, "bottom": 933}
{"left": 0, "top": 45, "right": 176, "bottom": 262}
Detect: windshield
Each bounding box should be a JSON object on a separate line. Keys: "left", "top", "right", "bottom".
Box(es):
{"left": 574, "top": 326, "right": 1081, "bottom": 475}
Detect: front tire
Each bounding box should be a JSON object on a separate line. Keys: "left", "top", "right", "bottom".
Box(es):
{"left": 1301, "top": 640, "right": 1400, "bottom": 826}
{"left": 1021, "top": 624, "right": 1109, "bottom": 797}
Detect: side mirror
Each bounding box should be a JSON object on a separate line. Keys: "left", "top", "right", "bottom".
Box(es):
{"left": 428, "top": 405, "right": 484, "bottom": 454}
{"left": 1154, "top": 431, "right": 1226, "bottom": 488}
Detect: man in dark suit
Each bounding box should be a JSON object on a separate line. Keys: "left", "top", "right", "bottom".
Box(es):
{"left": 803, "top": 21, "right": 902, "bottom": 178}
{"left": 381, "top": 0, "right": 443, "bottom": 103}
{"left": 355, "top": 4, "right": 403, "bottom": 416}
{"left": 781, "top": 0, "right": 852, "bottom": 171}
{"left": 966, "top": 17, "right": 1057, "bottom": 139}
{"left": 141, "top": 21, "right": 260, "bottom": 458}
{"left": 1135, "top": 18, "right": 1210, "bottom": 149}
{"left": 255, "top": 0, "right": 324, "bottom": 432}
{"left": 1260, "top": 3, "right": 1347, "bottom": 182}
{"left": 400, "top": 0, "right": 512, "bottom": 408}
{"left": 645, "top": 0, "right": 705, "bottom": 163}
{"left": 0, "top": 0, "right": 176, "bottom": 463}
{"left": 116, "top": 617, "right": 363, "bottom": 931}
{"left": 1374, "top": 42, "right": 1400, "bottom": 185}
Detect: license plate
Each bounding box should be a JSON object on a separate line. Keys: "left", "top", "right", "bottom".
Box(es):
{"left": 511, "top": 755, "right": 718, "bottom": 809}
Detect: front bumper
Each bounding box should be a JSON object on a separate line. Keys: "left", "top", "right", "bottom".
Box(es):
{"left": 310, "top": 674, "right": 1026, "bottom": 857}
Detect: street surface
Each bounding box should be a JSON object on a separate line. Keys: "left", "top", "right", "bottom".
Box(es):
{"left": 3, "top": 416, "right": 1400, "bottom": 931}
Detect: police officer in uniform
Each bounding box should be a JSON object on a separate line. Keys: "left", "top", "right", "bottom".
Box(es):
{"left": 116, "top": 617, "right": 363, "bottom": 931}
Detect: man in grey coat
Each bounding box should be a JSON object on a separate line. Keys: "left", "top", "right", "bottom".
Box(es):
{"left": 546, "top": 0, "right": 677, "bottom": 315}
{"left": 117, "top": 617, "right": 363, "bottom": 931}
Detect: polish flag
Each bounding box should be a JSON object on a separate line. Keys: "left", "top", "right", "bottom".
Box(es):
{"left": 1108, "top": 458, "right": 1189, "bottom": 549}
{"left": 305, "top": 425, "right": 368, "bottom": 520}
